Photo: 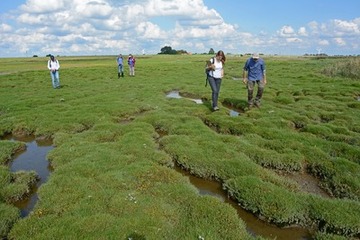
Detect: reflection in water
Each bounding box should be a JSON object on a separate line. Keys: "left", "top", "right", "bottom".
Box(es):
{"left": 229, "top": 110, "right": 240, "bottom": 117}
{"left": 2, "top": 135, "right": 53, "bottom": 217}
{"left": 175, "top": 166, "right": 312, "bottom": 240}
{"left": 166, "top": 90, "right": 203, "bottom": 104}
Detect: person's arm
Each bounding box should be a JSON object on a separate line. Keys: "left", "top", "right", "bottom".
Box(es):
{"left": 56, "top": 61, "right": 60, "bottom": 71}
{"left": 242, "top": 60, "right": 249, "bottom": 84}
{"left": 263, "top": 71, "right": 267, "bottom": 84}
{"left": 262, "top": 62, "right": 266, "bottom": 84}
{"left": 242, "top": 69, "right": 248, "bottom": 84}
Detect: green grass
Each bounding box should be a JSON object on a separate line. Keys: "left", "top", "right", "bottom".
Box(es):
{"left": 0, "top": 55, "right": 359, "bottom": 239}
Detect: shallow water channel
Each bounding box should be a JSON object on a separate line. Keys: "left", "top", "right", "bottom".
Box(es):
{"left": 3, "top": 134, "right": 312, "bottom": 239}
{"left": 3, "top": 134, "right": 54, "bottom": 217}
{"left": 175, "top": 166, "right": 313, "bottom": 240}
{"left": 166, "top": 90, "right": 242, "bottom": 116}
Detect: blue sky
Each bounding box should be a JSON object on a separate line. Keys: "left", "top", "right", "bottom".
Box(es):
{"left": 1, "top": 0, "right": 360, "bottom": 57}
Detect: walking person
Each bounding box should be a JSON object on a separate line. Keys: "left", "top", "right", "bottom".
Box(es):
{"left": 127, "top": 54, "right": 136, "bottom": 76}
{"left": 47, "top": 55, "right": 60, "bottom": 89}
{"left": 242, "top": 53, "right": 266, "bottom": 107}
{"left": 206, "top": 50, "right": 226, "bottom": 111}
{"left": 116, "top": 54, "right": 124, "bottom": 78}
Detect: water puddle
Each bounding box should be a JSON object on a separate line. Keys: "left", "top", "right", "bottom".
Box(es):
{"left": 175, "top": 166, "right": 312, "bottom": 240}
{"left": 166, "top": 90, "right": 203, "bottom": 104}
{"left": 2, "top": 134, "right": 54, "bottom": 217}
{"left": 229, "top": 109, "right": 240, "bottom": 117}
{"left": 222, "top": 101, "right": 244, "bottom": 117}
{"left": 166, "top": 90, "right": 245, "bottom": 117}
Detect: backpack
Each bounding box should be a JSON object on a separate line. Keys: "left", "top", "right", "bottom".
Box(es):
{"left": 204, "top": 57, "right": 214, "bottom": 87}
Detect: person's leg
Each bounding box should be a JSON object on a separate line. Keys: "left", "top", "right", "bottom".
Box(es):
{"left": 214, "top": 78, "right": 222, "bottom": 109}
{"left": 254, "top": 80, "right": 265, "bottom": 106}
{"left": 50, "top": 72, "right": 56, "bottom": 88}
{"left": 118, "top": 65, "right": 121, "bottom": 78}
{"left": 120, "top": 65, "right": 124, "bottom": 77}
{"left": 130, "top": 66, "right": 134, "bottom": 76}
{"left": 208, "top": 76, "right": 220, "bottom": 110}
{"left": 247, "top": 80, "right": 255, "bottom": 106}
{"left": 54, "top": 71, "right": 60, "bottom": 88}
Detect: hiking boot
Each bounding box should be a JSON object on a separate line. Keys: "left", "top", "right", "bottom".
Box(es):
{"left": 254, "top": 101, "right": 261, "bottom": 107}
{"left": 213, "top": 106, "right": 220, "bottom": 111}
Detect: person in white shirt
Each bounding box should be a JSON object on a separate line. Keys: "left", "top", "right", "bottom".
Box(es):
{"left": 47, "top": 55, "right": 61, "bottom": 89}
{"left": 206, "top": 50, "right": 226, "bottom": 111}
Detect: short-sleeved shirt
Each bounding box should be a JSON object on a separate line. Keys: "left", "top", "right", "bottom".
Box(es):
{"left": 208, "top": 58, "right": 223, "bottom": 79}
{"left": 243, "top": 58, "right": 265, "bottom": 81}
{"left": 117, "top": 57, "right": 123, "bottom": 65}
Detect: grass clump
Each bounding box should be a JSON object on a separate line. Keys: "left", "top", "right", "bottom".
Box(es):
{"left": 322, "top": 57, "right": 360, "bottom": 80}
{"left": 1, "top": 55, "right": 359, "bottom": 239}
{"left": 224, "top": 176, "right": 307, "bottom": 226}
{"left": 0, "top": 203, "right": 19, "bottom": 239}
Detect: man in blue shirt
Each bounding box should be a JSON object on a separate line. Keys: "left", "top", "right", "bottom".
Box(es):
{"left": 116, "top": 54, "right": 124, "bottom": 78}
{"left": 242, "top": 53, "right": 267, "bottom": 107}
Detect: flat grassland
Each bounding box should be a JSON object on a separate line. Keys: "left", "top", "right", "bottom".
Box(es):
{"left": 0, "top": 55, "right": 359, "bottom": 240}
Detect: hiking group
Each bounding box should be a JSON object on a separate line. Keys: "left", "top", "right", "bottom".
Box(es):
{"left": 46, "top": 52, "right": 266, "bottom": 110}
{"left": 116, "top": 54, "right": 136, "bottom": 78}
{"left": 205, "top": 51, "right": 266, "bottom": 111}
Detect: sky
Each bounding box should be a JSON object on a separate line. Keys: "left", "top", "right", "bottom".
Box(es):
{"left": 1, "top": 0, "right": 360, "bottom": 57}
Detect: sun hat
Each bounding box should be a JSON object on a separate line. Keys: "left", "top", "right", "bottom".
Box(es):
{"left": 252, "top": 53, "right": 259, "bottom": 59}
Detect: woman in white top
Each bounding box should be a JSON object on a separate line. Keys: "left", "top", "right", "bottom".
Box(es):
{"left": 47, "top": 55, "right": 61, "bottom": 89}
{"left": 206, "top": 50, "right": 226, "bottom": 111}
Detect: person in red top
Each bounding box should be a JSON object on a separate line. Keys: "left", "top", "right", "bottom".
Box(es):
{"left": 127, "top": 54, "right": 136, "bottom": 76}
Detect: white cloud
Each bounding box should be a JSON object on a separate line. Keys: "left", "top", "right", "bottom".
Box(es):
{"left": 0, "top": 23, "right": 12, "bottom": 32}
{"left": 136, "top": 22, "right": 168, "bottom": 39}
{"left": 20, "top": 0, "right": 65, "bottom": 13}
{"left": 278, "top": 25, "right": 296, "bottom": 37}
{"left": 318, "top": 40, "right": 329, "bottom": 46}
{"left": 298, "top": 27, "right": 308, "bottom": 36}
{"left": 75, "top": 1, "right": 113, "bottom": 19}
{"left": 286, "top": 38, "right": 302, "bottom": 43}
{"left": 334, "top": 38, "right": 346, "bottom": 46}
{"left": 1, "top": 0, "right": 360, "bottom": 56}
{"left": 332, "top": 19, "right": 360, "bottom": 34}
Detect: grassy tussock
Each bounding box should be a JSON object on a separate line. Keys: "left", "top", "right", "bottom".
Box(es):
{"left": 322, "top": 57, "right": 360, "bottom": 80}
{"left": 1, "top": 55, "right": 359, "bottom": 239}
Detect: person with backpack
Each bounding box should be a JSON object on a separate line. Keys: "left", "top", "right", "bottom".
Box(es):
{"left": 242, "top": 53, "right": 266, "bottom": 108}
{"left": 116, "top": 54, "right": 124, "bottom": 78}
{"left": 127, "top": 54, "right": 136, "bottom": 76}
{"left": 47, "top": 55, "right": 61, "bottom": 89}
{"left": 206, "top": 50, "right": 226, "bottom": 111}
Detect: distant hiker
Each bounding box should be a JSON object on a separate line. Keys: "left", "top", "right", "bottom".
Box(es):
{"left": 116, "top": 54, "right": 124, "bottom": 78}
{"left": 206, "top": 50, "right": 226, "bottom": 111}
{"left": 127, "top": 54, "right": 136, "bottom": 76}
{"left": 47, "top": 55, "right": 60, "bottom": 89}
{"left": 242, "top": 53, "right": 266, "bottom": 107}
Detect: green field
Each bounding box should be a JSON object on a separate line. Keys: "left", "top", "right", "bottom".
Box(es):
{"left": 0, "top": 55, "right": 359, "bottom": 240}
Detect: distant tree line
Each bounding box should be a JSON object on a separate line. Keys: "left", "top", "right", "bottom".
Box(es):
{"left": 158, "top": 46, "right": 220, "bottom": 55}
{"left": 158, "top": 46, "right": 187, "bottom": 55}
